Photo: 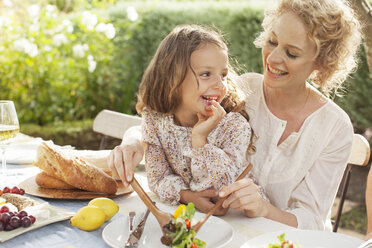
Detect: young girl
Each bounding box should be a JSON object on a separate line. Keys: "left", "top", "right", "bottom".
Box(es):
{"left": 136, "top": 24, "right": 261, "bottom": 211}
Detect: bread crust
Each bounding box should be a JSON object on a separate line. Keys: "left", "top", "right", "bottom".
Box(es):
{"left": 34, "top": 142, "right": 117, "bottom": 194}
{"left": 35, "top": 171, "right": 76, "bottom": 190}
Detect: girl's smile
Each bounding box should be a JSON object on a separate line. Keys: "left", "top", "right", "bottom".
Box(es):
{"left": 174, "top": 43, "right": 228, "bottom": 127}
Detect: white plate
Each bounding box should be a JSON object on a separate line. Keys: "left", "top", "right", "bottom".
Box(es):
{"left": 241, "top": 229, "right": 363, "bottom": 248}
{"left": 0, "top": 200, "right": 75, "bottom": 242}
{"left": 0, "top": 142, "right": 41, "bottom": 165}
{"left": 102, "top": 211, "right": 233, "bottom": 248}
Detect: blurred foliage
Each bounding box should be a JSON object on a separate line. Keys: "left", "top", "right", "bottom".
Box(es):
{"left": 0, "top": 0, "right": 371, "bottom": 135}
{"left": 335, "top": 205, "right": 367, "bottom": 234}
{"left": 21, "top": 120, "right": 121, "bottom": 149}
{"left": 336, "top": 47, "right": 372, "bottom": 133}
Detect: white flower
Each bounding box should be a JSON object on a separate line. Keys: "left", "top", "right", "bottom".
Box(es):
{"left": 13, "top": 38, "right": 30, "bottom": 52}
{"left": 52, "top": 34, "right": 68, "bottom": 46}
{"left": 95, "top": 23, "right": 116, "bottom": 39}
{"left": 104, "top": 23, "right": 115, "bottom": 39}
{"left": 73, "top": 44, "right": 88, "bottom": 58}
{"left": 28, "top": 4, "right": 40, "bottom": 18}
{"left": 45, "top": 5, "right": 56, "bottom": 15}
{"left": 87, "top": 55, "right": 96, "bottom": 72}
{"left": 13, "top": 38, "right": 38, "bottom": 57}
{"left": 27, "top": 44, "right": 38, "bottom": 57}
{"left": 43, "top": 45, "right": 52, "bottom": 52}
{"left": 3, "top": 0, "right": 13, "bottom": 8}
{"left": 126, "top": 6, "right": 138, "bottom": 22}
{"left": 95, "top": 23, "right": 107, "bottom": 33}
{"left": 63, "top": 19, "right": 74, "bottom": 33}
{"left": 30, "top": 22, "right": 40, "bottom": 33}
{"left": 81, "top": 11, "right": 97, "bottom": 31}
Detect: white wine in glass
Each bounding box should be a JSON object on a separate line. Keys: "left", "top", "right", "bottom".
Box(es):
{"left": 0, "top": 101, "right": 20, "bottom": 179}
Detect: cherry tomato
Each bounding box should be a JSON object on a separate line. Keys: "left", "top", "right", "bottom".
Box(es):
{"left": 0, "top": 206, "right": 9, "bottom": 213}
{"left": 11, "top": 186, "right": 20, "bottom": 194}
{"left": 185, "top": 218, "right": 191, "bottom": 229}
{"left": 3, "top": 187, "right": 10, "bottom": 193}
{"left": 190, "top": 243, "right": 198, "bottom": 248}
{"left": 281, "top": 240, "right": 294, "bottom": 248}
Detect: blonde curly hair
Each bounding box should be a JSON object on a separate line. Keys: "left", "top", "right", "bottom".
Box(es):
{"left": 254, "top": 0, "right": 362, "bottom": 96}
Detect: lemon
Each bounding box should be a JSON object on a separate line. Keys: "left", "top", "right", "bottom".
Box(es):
{"left": 88, "top": 197, "right": 119, "bottom": 222}
{"left": 174, "top": 204, "right": 186, "bottom": 219}
{"left": 70, "top": 206, "right": 106, "bottom": 231}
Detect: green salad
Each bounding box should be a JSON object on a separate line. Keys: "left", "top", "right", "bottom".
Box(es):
{"left": 161, "top": 203, "right": 206, "bottom": 248}
{"left": 267, "top": 233, "right": 301, "bottom": 248}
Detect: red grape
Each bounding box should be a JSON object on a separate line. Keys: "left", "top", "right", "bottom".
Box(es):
{"left": 19, "top": 188, "right": 25, "bottom": 195}
{"left": 9, "top": 216, "right": 21, "bottom": 228}
{"left": 4, "top": 223, "right": 14, "bottom": 231}
{"left": 8, "top": 212, "right": 15, "bottom": 217}
{"left": 0, "top": 206, "right": 9, "bottom": 213}
{"left": 29, "top": 215, "right": 36, "bottom": 224}
{"left": 17, "top": 210, "right": 28, "bottom": 219}
{"left": 2, "top": 187, "right": 10, "bottom": 193}
{"left": 11, "top": 186, "right": 20, "bottom": 194}
{"left": 1, "top": 213, "right": 11, "bottom": 225}
{"left": 21, "top": 216, "right": 31, "bottom": 228}
{"left": 0, "top": 221, "right": 4, "bottom": 231}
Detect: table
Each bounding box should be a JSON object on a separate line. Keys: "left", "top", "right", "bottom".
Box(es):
{"left": 1, "top": 139, "right": 295, "bottom": 248}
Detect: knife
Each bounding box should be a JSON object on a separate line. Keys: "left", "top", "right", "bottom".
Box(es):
{"left": 125, "top": 208, "right": 151, "bottom": 247}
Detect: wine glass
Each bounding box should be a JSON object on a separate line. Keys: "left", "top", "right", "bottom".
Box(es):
{"left": 0, "top": 101, "right": 20, "bottom": 181}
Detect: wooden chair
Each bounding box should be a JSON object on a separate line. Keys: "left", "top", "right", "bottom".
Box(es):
{"left": 366, "top": 164, "right": 372, "bottom": 237}
{"left": 333, "top": 134, "right": 370, "bottom": 232}
{"left": 93, "top": 109, "right": 142, "bottom": 149}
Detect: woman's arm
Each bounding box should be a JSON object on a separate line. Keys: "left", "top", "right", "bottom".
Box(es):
{"left": 219, "top": 177, "right": 298, "bottom": 227}
{"left": 108, "top": 125, "right": 143, "bottom": 186}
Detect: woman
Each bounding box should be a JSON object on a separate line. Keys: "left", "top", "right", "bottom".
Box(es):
{"left": 109, "top": 0, "right": 362, "bottom": 230}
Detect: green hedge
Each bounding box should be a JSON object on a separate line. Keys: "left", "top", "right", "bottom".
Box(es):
{"left": 2, "top": 1, "right": 372, "bottom": 134}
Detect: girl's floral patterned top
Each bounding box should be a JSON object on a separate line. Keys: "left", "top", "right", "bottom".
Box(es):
{"left": 141, "top": 108, "right": 252, "bottom": 205}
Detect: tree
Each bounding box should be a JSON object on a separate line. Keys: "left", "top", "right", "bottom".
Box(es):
{"left": 350, "top": 0, "right": 372, "bottom": 77}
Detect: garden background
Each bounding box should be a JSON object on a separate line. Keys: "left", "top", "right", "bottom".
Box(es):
{"left": 1, "top": 0, "right": 371, "bottom": 236}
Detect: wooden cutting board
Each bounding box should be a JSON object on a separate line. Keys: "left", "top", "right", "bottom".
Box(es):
{"left": 19, "top": 176, "right": 133, "bottom": 199}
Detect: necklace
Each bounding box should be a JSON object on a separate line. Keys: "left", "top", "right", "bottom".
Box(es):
{"left": 264, "top": 83, "right": 311, "bottom": 115}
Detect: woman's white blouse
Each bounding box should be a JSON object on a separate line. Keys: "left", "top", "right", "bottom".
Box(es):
{"left": 236, "top": 73, "right": 353, "bottom": 231}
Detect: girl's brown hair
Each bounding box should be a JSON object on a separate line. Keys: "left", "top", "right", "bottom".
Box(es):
{"left": 136, "top": 24, "right": 255, "bottom": 153}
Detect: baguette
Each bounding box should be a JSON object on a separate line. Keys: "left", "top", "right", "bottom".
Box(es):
{"left": 34, "top": 142, "right": 117, "bottom": 194}
{"left": 35, "top": 171, "right": 76, "bottom": 190}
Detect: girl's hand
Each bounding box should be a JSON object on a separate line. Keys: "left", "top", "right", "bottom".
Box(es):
{"left": 192, "top": 100, "right": 226, "bottom": 149}
{"left": 108, "top": 138, "right": 144, "bottom": 186}
{"left": 219, "top": 178, "right": 269, "bottom": 218}
{"left": 180, "top": 189, "right": 228, "bottom": 216}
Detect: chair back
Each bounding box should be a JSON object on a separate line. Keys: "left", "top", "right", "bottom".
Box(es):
{"left": 333, "top": 134, "right": 370, "bottom": 232}
{"left": 93, "top": 109, "right": 142, "bottom": 149}
{"left": 348, "top": 134, "right": 370, "bottom": 166}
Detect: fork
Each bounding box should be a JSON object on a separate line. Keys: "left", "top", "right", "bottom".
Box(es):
{"left": 128, "top": 211, "right": 136, "bottom": 233}
{"left": 125, "top": 208, "right": 151, "bottom": 248}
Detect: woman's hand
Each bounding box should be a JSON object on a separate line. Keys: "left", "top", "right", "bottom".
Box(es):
{"left": 108, "top": 126, "right": 144, "bottom": 186}
{"left": 192, "top": 100, "right": 226, "bottom": 149}
{"left": 219, "top": 178, "right": 269, "bottom": 218}
{"left": 180, "top": 189, "right": 228, "bottom": 216}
